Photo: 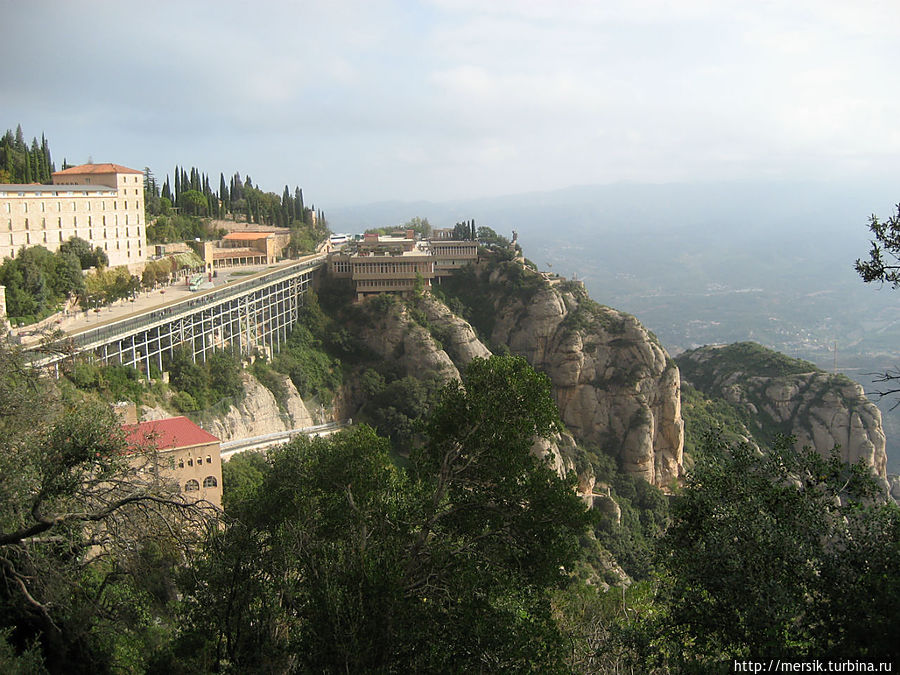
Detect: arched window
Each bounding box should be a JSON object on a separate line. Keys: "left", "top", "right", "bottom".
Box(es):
{"left": 203, "top": 476, "right": 218, "bottom": 488}
{"left": 184, "top": 479, "right": 199, "bottom": 492}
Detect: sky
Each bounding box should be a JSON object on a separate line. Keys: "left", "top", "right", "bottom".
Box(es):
{"left": 3, "top": 0, "right": 900, "bottom": 208}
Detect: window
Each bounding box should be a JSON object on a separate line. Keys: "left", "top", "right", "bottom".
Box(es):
{"left": 178, "top": 459, "right": 184, "bottom": 468}
{"left": 24, "top": 218, "right": 28, "bottom": 230}
{"left": 206, "top": 455, "right": 212, "bottom": 464}
{"left": 41, "top": 218, "right": 45, "bottom": 229}
{"left": 23, "top": 202, "right": 27, "bottom": 213}
{"left": 203, "top": 476, "right": 218, "bottom": 488}
{"left": 184, "top": 479, "right": 199, "bottom": 492}
{"left": 40, "top": 202, "right": 45, "bottom": 212}
{"left": 187, "top": 458, "right": 193, "bottom": 467}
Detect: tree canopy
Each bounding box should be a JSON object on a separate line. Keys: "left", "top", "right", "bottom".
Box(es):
{"left": 179, "top": 356, "right": 591, "bottom": 672}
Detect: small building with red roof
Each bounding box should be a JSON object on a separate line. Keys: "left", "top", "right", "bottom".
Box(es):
{"left": 123, "top": 416, "right": 223, "bottom": 508}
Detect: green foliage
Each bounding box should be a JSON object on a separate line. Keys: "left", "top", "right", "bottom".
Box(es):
{"left": 221, "top": 451, "right": 268, "bottom": 515}
{"left": 856, "top": 202, "right": 900, "bottom": 286}
{"left": 0, "top": 339, "right": 204, "bottom": 672}
{"left": 166, "top": 347, "right": 243, "bottom": 412}
{"left": 652, "top": 433, "right": 900, "bottom": 664}
{"left": 679, "top": 383, "right": 753, "bottom": 458}
{"left": 360, "top": 374, "right": 443, "bottom": 448}
{"left": 66, "top": 361, "right": 149, "bottom": 404}
{"left": 57, "top": 237, "right": 107, "bottom": 269}
{"left": 82, "top": 265, "right": 140, "bottom": 309}
{"left": 594, "top": 470, "right": 669, "bottom": 581}
{"left": 476, "top": 225, "right": 510, "bottom": 248}
{"left": 0, "top": 241, "right": 98, "bottom": 324}
{"left": 145, "top": 213, "right": 219, "bottom": 244}
{"left": 678, "top": 342, "right": 819, "bottom": 386}
{"left": 0, "top": 126, "right": 54, "bottom": 184}
{"left": 181, "top": 356, "right": 590, "bottom": 672}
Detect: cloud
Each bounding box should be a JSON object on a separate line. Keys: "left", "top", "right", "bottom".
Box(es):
{"left": 4, "top": 0, "right": 900, "bottom": 204}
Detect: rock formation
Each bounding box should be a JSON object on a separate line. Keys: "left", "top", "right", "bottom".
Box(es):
{"left": 471, "top": 265, "right": 684, "bottom": 488}
{"left": 141, "top": 371, "right": 316, "bottom": 443}
{"left": 677, "top": 343, "right": 887, "bottom": 478}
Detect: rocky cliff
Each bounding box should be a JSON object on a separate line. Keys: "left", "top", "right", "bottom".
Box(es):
{"left": 677, "top": 342, "right": 887, "bottom": 478}
{"left": 142, "top": 371, "right": 317, "bottom": 442}
{"left": 437, "top": 262, "right": 685, "bottom": 488}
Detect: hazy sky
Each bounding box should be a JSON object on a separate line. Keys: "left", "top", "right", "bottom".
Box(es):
{"left": 3, "top": 0, "right": 899, "bottom": 207}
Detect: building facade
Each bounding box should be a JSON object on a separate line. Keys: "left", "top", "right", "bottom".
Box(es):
{"left": 0, "top": 163, "right": 147, "bottom": 268}
{"left": 123, "top": 416, "right": 223, "bottom": 508}
{"left": 327, "top": 232, "right": 478, "bottom": 301}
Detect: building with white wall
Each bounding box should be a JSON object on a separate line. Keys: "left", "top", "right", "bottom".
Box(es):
{"left": 0, "top": 163, "right": 147, "bottom": 268}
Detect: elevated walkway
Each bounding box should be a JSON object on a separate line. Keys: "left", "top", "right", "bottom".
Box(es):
{"left": 31, "top": 253, "right": 326, "bottom": 372}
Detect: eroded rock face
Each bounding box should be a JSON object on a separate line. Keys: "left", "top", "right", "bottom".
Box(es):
{"left": 481, "top": 270, "right": 684, "bottom": 488}
{"left": 679, "top": 345, "right": 888, "bottom": 478}
{"left": 142, "top": 372, "right": 316, "bottom": 442}
{"left": 207, "top": 373, "right": 315, "bottom": 441}
{"left": 355, "top": 301, "right": 461, "bottom": 381}
{"left": 420, "top": 295, "right": 492, "bottom": 367}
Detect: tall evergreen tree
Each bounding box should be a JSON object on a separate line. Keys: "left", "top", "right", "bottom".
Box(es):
{"left": 294, "top": 187, "right": 304, "bottom": 221}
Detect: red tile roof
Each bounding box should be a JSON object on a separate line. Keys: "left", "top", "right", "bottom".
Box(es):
{"left": 123, "top": 416, "right": 219, "bottom": 451}
{"left": 53, "top": 163, "right": 142, "bottom": 175}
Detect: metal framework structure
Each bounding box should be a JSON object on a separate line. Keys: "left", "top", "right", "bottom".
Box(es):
{"left": 36, "top": 255, "right": 325, "bottom": 374}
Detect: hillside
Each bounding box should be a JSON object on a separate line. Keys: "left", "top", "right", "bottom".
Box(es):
{"left": 677, "top": 342, "right": 887, "bottom": 477}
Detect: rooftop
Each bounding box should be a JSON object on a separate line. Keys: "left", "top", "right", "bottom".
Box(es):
{"left": 123, "top": 416, "right": 220, "bottom": 451}
{"left": 54, "top": 163, "right": 143, "bottom": 175}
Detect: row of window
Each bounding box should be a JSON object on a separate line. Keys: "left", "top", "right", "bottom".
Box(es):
{"left": 353, "top": 261, "right": 434, "bottom": 274}
{"left": 356, "top": 278, "right": 422, "bottom": 288}
{"left": 184, "top": 476, "right": 218, "bottom": 491}
{"left": 8, "top": 199, "right": 139, "bottom": 214}
{"left": 178, "top": 455, "right": 214, "bottom": 468}
{"left": 13, "top": 217, "right": 141, "bottom": 232}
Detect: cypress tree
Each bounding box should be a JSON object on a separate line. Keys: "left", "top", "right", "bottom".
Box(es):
{"left": 294, "top": 187, "right": 304, "bottom": 221}
{"left": 219, "top": 173, "right": 229, "bottom": 207}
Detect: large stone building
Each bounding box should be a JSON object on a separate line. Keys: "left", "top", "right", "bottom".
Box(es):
{"left": 123, "top": 416, "right": 223, "bottom": 508}
{"left": 327, "top": 231, "right": 478, "bottom": 301}
{"left": 0, "top": 162, "right": 147, "bottom": 268}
